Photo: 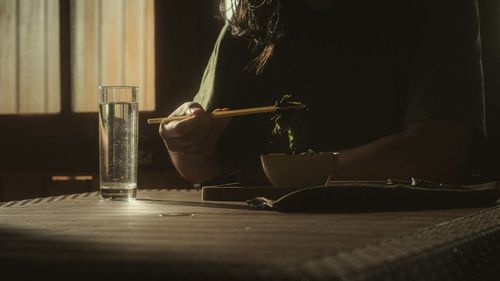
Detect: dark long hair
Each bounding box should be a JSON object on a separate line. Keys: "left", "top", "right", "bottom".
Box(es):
{"left": 221, "top": 0, "right": 285, "bottom": 74}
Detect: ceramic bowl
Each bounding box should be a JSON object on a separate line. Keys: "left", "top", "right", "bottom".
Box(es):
{"left": 260, "top": 152, "right": 338, "bottom": 188}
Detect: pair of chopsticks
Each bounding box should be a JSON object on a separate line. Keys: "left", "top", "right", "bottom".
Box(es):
{"left": 147, "top": 105, "right": 282, "bottom": 125}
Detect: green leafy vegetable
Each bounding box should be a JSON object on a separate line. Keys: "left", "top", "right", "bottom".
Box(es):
{"left": 271, "top": 95, "right": 315, "bottom": 154}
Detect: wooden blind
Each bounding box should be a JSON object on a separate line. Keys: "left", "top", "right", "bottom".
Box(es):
{"left": 71, "top": 0, "right": 155, "bottom": 112}
{"left": 0, "top": 0, "right": 60, "bottom": 114}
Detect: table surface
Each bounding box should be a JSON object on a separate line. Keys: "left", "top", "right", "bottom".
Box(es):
{"left": 1, "top": 189, "right": 499, "bottom": 281}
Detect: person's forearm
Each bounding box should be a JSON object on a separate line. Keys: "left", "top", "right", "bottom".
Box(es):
{"left": 169, "top": 150, "right": 223, "bottom": 184}
{"left": 334, "top": 122, "right": 474, "bottom": 183}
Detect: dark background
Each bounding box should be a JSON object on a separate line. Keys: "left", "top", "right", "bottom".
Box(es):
{"left": 475, "top": 0, "right": 500, "bottom": 180}
{"left": 0, "top": 0, "right": 498, "bottom": 201}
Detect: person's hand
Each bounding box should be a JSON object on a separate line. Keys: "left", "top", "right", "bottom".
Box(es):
{"left": 159, "top": 102, "right": 230, "bottom": 157}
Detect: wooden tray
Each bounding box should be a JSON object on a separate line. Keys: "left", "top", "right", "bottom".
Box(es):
{"left": 202, "top": 185, "right": 301, "bottom": 201}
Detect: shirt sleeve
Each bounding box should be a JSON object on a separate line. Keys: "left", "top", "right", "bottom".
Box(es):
{"left": 192, "top": 25, "right": 260, "bottom": 183}
{"left": 402, "top": 0, "right": 486, "bottom": 139}
{"left": 194, "top": 24, "right": 254, "bottom": 111}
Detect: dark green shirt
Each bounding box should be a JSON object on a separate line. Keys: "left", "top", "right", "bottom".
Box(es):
{"left": 195, "top": 0, "right": 485, "bottom": 175}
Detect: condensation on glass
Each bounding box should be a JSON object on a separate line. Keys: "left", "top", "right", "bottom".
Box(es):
{"left": 99, "top": 86, "right": 138, "bottom": 200}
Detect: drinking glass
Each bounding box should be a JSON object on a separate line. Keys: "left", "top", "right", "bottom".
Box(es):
{"left": 98, "top": 86, "right": 138, "bottom": 200}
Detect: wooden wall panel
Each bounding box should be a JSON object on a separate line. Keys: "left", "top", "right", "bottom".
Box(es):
{"left": 1, "top": 175, "right": 45, "bottom": 201}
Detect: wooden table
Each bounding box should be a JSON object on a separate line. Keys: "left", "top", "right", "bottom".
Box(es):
{"left": 0, "top": 189, "right": 499, "bottom": 280}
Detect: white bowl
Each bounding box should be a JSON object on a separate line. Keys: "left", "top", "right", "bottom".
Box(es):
{"left": 260, "top": 152, "right": 339, "bottom": 188}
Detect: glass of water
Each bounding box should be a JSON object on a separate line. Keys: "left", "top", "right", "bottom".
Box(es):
{"left": 98, "top": 86, "right": 138, "bottom": 200}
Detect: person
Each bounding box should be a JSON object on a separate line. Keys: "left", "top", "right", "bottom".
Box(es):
{"left": 160, "top": 0, "right": 486, "bottom": 185}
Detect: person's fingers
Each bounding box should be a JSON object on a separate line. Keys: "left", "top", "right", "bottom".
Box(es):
{"left": 166, "top": 129, "right": 212, "bottom": 155}
{"left": 160, "top": 102, "right": 204, "bottom": 138}
{"left": 174, "top": 113, "right": 210, "bottom": 137}
{"left": 196, "top": 108, "right": 231, "bottom": 152}
{"left": 212, "top": 107, "right": 231, "bottom": 134}
{"left": 166, "top": 105, "right": 228, "bottom": 139}
{"left": 166, "top": 123, "right": 213, "bottom": 150}
{"left": 212, "top": 118, "right": 230, "bottom": 138}
{"left": 195, "top": 128, "right": 223, "bottom": 154}
{"left": 211, "top": 107, "right": 230, "bottom": 114}
{"left": 184, "top": 118, "right": 230, "bottom": 155}
{"left": 188, "top": 105, "right": 205, "bottom": 116}
{"left": 169, "top": 102, "right": 203, "bottom": 117}
{"left": 161, "top": 110, "right": 210, "bottom": 139}
{"left": 165, "top": 117, "right": 230, "bottom": 155}
{"left": 166, "top": 140, "right": 196, "bottom": 153}
{"left": 160, "top": 105, "right": 232, "bottom": 156}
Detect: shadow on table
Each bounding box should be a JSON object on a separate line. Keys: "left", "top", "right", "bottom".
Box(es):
{"left": 0, "top": 227, "right": 274, "bottom": 281}
{"left": 136, "top": 198, "right": 252, "bottom": 210}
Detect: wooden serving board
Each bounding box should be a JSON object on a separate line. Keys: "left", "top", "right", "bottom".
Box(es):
{"left": 201, "top": 185, "right": 301, "bottom": 201}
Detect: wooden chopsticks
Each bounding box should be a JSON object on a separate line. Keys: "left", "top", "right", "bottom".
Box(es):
{"left": 146, "top": 105, "right": 277, "bottom": 124}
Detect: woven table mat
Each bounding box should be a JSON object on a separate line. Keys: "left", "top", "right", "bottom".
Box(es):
{"left": 0, "top": 190, "right": 498, "bottom": 281}
{"left": 286, "top": 206, "right": 500, "bottom": 281}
